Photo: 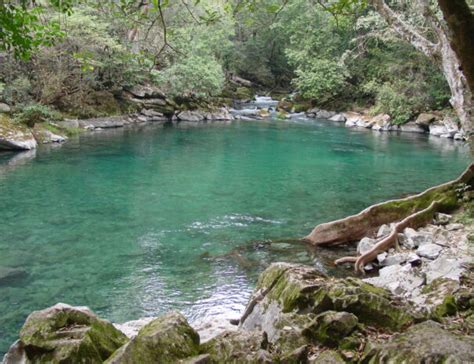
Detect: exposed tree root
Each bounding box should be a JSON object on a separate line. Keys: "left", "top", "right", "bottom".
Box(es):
{"left": 336, "top": 200, "right": 440, "bottom": 273}
{"left": 303, "top": 164, "right": 474, "bottom": 246}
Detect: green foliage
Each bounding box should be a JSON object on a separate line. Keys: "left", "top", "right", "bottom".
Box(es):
{"left": 152, "top": 55, "right": 224, "bottom": 97}
{"left": 2, "top": 77, "right": 32, "bottom": 106}
{"left": 292, "top": 59, "right": 346, "bottom": 102}
{"left": 14, "top": 103, "right": 62, "bottom": 127}
{"left": 0, "top": 2, "right": 69, "bottom": 59}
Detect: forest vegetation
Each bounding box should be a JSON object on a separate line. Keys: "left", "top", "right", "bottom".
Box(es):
{"left": 0, "top": 0, "right": 471, "bottom": 129}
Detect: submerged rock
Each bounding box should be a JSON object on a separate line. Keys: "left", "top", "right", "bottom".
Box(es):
{"left": 0, "top": 267, "right": 28, "bottom": 285}
{"left": 105, "top": 311, "right": 199, "bottom": 364}
{"left": 3, "top": 303, "right": 128, "bottom": 364}
{"left": 362, "top": 320, "right": 474, "bottom": 363}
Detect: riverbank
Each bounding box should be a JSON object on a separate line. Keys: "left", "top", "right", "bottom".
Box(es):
{"left": 3, "top": 169, "right": 473, "bottom": 363}
{"left": 0, "top": 93, "right": 469, "bottom": 152}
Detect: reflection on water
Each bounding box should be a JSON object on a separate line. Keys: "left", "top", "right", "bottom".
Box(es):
{"left": 0, "top": 118, "right": 470, "bottom": 354}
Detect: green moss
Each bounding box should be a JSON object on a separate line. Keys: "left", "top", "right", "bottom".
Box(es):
{"left": 433, "top": 295, "right": 458, "bottom": 320}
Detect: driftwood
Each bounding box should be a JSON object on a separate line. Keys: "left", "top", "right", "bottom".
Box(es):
{"left": 303, "top": 164, "right": 474, "bottom": 272}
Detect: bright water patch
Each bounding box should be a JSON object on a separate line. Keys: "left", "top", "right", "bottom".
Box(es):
{"left": 0, "top": 119, "right": 470, "bottom": 354}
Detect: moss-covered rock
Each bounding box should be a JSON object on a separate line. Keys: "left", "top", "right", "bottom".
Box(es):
{"left": 302, "top": 311, "right": 358, "bottom": 347}
{"left": 361, "top": 320, "right": 474, "bottom": 363}
{"left": 308, "top": 350, "right": 345, "bottom": 364}
{"left": 3, "top": 303, "right": 128, "bottom": 364}
{"left": 105, "top": 311, "right": 199, "bottom": 364}
{"left": 241, "top": 263, "right": 416, "bottom": 336}
{"left": 200, "top": 330, "right": 273, "bottom": 363}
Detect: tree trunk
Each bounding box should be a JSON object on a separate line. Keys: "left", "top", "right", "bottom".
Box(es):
{"left": 437, "top": 0, "right": 474, "bottom": 94}
{"left": 437, "top": 27, "right": 473, "bottom": 136}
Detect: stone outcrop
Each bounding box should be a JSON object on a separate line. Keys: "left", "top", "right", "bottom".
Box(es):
{"left": 362, "top": 320, "right": 474, "bottom": 363}
{"left": 106, "top": 311, "right": 199, "bottom": 364}
{"left": 0, "top": 115, "right": 37, "bottom": 150}
{"left": 2, "top": 303, "right": 128, "bottom": 363}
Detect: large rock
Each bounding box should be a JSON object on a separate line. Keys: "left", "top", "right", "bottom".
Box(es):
{"left": 399, "top": 121, "right": 426, "bottom": 133}
{"left": 205, "top": 108, "right": 233, "bottom": 121}
{"left": 105, "top": 311, "right": 199, "bottom": 363}
{"left": 125, "top": 85, "right": 166, "bottom": 99}
{"left": 415, "top": 113, "right": 436, "bottom": 127}
{"left": 0, "top": 266, "right": 28, "bottom": 286}
{"left": 177, "top": 110, "right": 206, "bottom": 122}
{"left": 362, "top": 320, "right": 474, "bottom": 363}
{"left": 200, "top": 330, "right": 273, "bottom": 363}
{"left": 0, "top": 102, "right": 11, "bottom": 113}
{"left": 32, "top": 126, "right": 67, "bottom": 144}
{"left": 329, "top": 114, "right": 346, "bottom": 122}
{"left": 3, "top": 303, "right": 128, "bottom": 364}
{"left": 0, "top": 115, "right": 37, "bottom": 150}
{"left": 370, "top": 114, "right": 393, "bottom": 131}
{"left": 240, "top": 263, "right": 416, "bottom": 337}
{"left": 302, "top": 311, "right": 358, "bottom": 347}
{"left": 78, "top": 116, "right": 126, "bottom": 129}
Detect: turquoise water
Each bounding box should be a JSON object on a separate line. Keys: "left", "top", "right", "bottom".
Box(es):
{"left": 0, "top": 118, "right": 470, "bottom": 354}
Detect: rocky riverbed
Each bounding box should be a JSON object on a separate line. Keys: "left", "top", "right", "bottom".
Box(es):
{"left": 3, "top": 205, "right": 473, "bottom": 363}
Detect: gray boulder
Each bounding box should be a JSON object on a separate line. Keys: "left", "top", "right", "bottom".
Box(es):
{"left": 415, "top": 113, "right": 436, "bottom": 127}
{"left": 357, "top": 237, "right": 377, "bottom": 255}
{"left": 328, "top": 114, "right": 346, "bottom": 122}
{"left": 3, "top": 303, "right": 128, "bottom": 364}
{"left": 0, "top": 103, "right": 11, "bottom": 113}
{"left": 399, "top": 121, "right": 426, "bottom": 133}
{"left": 177, "top": 110, "right": 206, "bottom": 122}
{"left": 105, "top": 311, "right": 199, "bottom": 364}
{"left": 78, "top": 116, "right": 126, "bottom": 129}
{"left": 362, "top": 320, "right": 474, "bottom": 363}
{"left": 0, "top": 116, "right": 37, "bottom": 150}
{"left": 416, "top": 243, "right": 442, "bottom": 259}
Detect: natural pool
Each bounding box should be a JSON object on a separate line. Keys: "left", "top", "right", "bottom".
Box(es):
{"left": 0, "top": 118, "right": 470, "bottom": 354}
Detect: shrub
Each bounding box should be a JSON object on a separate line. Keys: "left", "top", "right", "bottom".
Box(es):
{"left": 14, "top": 103, "right": 62, "bottom": 127}
{"left": 152, "top": 55, "right": 225, "bottom": 98}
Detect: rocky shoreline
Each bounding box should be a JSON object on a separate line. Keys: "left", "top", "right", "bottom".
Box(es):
{"left": 0, "top": 91, "right": 469, "bottom": 152}
{"left": 3, "top": 203, "right": 473, "bottom": 363}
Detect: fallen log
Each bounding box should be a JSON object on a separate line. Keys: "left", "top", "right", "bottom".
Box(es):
{"left": 303, "top": 164, "right": 474, "bottom": 246}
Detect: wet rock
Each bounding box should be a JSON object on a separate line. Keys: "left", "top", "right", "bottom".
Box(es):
{"left": 357, "top": 237, "right": 376, "bottom": 255}
{"left": 177, "top": 110, "right": 206, "bottom": 122}
{"left": 0, "top": 115, "right": 37, "bottom": 150}
{"left": 201, "top": 330, "right": 273, "bottom": 363}
{"left": 303, "top": 311, "right": 358, "bottom": 347}
{"left": 240, "top": 263, "right": 415, "bottom": 334}
{"left": 3, "top": 303, "right": 128, "bottom": 364}
{"left": 0, "top": 267, "right": 28, "bottom": 285}
{"left": 329, "top": 114, "right": 346, "bottom": 122}
{"left": 106, "top": 311, "right": 199, "bottom": 364}
{"left": 362, "top": 320, "right": 474, "bottom": 363}
{"left": 399, "top": 121, "right": 426, "bottom": 133}
{"left": 416, "top": 243, "right": 442, "bottom": 259}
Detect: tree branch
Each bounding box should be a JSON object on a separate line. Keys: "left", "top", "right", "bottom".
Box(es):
{"left": 369, "top": 0, "right": 438, "bottom": 57}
